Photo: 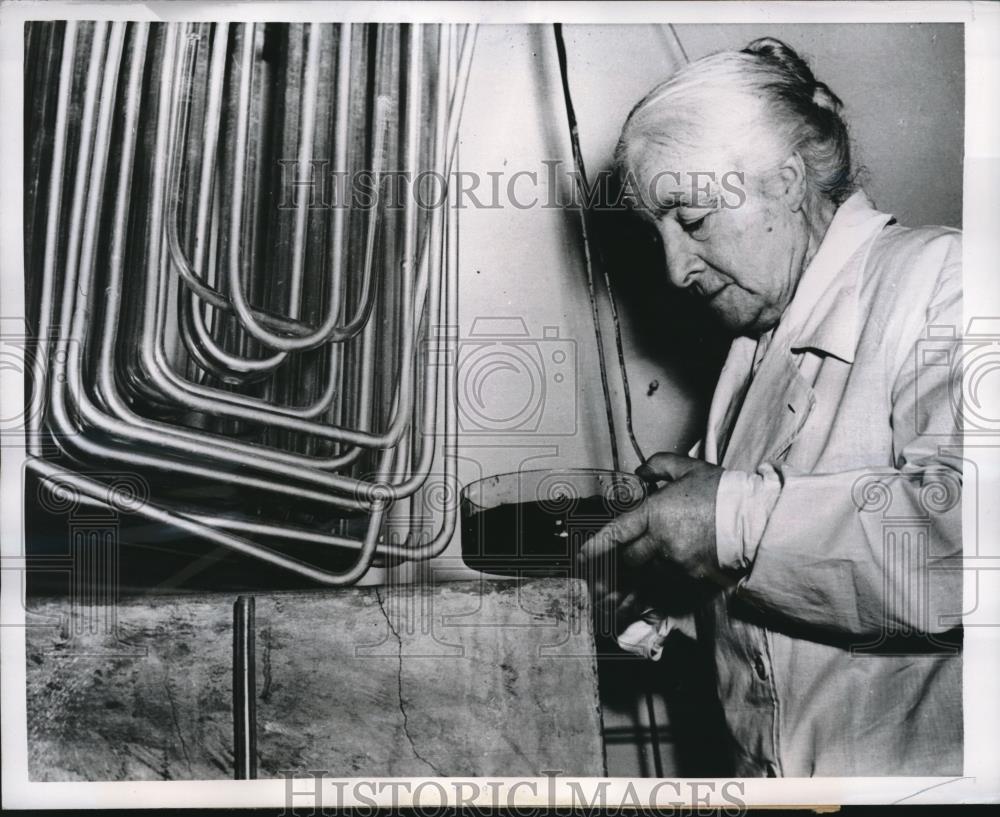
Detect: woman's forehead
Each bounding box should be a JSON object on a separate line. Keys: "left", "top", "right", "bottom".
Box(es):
{"left": 626, "top": 153, "right": 734, "bottom": 211}
{"left": 625, "top": 134, "right": 765, "bottom": 212}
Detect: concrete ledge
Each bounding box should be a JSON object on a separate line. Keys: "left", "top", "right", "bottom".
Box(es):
{"left": 26, "top": 577, "right": 605, "bottom": 780}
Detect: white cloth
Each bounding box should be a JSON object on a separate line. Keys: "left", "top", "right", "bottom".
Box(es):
{"left": 616, "top": 609, "right": 673, "bottom": 661}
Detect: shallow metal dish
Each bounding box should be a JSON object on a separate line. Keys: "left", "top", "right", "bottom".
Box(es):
{"left": 460, "top": 468, "right": 647, "bottom": 577}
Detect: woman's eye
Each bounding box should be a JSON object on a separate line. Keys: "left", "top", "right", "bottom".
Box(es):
{"left": 679, "top": 214, "right": 709, "bottom": 236}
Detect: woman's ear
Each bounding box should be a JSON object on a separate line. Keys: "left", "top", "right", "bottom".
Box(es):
{"left": 774, "top": 152, "right": 808, "bottom": 212}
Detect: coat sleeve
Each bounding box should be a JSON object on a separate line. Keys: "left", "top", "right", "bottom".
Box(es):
{"left": 732, "top": 236, "right": 963, "bottom": 640}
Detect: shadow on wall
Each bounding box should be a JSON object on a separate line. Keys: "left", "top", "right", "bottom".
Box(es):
{"left": 591, "top": 169, "right": 732, "bottom": 418}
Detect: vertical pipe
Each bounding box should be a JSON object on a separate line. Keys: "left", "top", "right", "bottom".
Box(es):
{"left": 194, "top": 23, "right": 229, "bottom": 275}
{"left": 233, "top": 595, "right": 257, "bottom": 780}
{"left": 288, "top": 22, "right": 322, "bottom": 315}
{"left": 29, "top": 20, "right": 77, "bottom": 457}
{"left": 96, "top": 23, "right": 148, "bottom": 422}
{"left": 375, "top": 22, "right": 421, "bottom": 523}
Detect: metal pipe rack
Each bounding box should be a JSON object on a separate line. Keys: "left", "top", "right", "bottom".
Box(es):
{"left": 23, "top": 21, "right": 476, "bottom": 585}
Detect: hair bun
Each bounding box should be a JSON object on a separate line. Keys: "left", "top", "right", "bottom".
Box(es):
{"left": 811, "top": 81, "right": 843, "bottom": 114}
{"left": 743, "top": 37, "right": 845, "bottom": 115}
{"left": 743, "top": 37, "right": 815, "bottom": 87}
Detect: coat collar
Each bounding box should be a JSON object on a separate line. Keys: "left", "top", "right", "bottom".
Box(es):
{"left": 776, "top": 190, "right": 894, "bottom": 364}
{"left": 703, "top": 191, "right": 894, "bottom": 466}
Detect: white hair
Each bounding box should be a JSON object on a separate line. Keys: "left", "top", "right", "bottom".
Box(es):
{"left": 616, "top": 38, "right": 855, "bottom": 207}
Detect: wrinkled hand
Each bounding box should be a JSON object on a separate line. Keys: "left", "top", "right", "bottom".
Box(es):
{"left": 578, "top": 452, "right": 732, "bottom": 588}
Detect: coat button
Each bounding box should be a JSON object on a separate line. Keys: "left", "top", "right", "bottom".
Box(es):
{"left": 753, "top": 654, "right": 768, "bottom": 681}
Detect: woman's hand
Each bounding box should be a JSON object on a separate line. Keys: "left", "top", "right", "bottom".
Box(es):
{"left": 578, "top": 452, "right": 733, "bottom": 587}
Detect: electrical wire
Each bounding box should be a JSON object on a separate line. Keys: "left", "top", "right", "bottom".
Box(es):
{"left": 552, "top": 25, "right": 649, "bottom": 469}
{"left": 553, "top": 22, "right": 687, "bottom": 780}
{"left": 665, "top": 23, "right": 690, "bottom": 64}
{"left": 552, "top": 23, "right": 623, "bottom": 472}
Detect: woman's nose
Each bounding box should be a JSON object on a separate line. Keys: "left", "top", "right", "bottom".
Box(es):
{"left": 659, "top": 226, "right": 704, "bottom": 290}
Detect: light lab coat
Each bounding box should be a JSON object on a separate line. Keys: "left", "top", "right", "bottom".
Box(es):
{"left": 695, "top": 191, "right": 963, "bottom": 776}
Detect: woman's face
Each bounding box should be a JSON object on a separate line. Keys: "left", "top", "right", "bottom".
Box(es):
{"left": 634, "top": 152, "right": 811, "bottom": 337}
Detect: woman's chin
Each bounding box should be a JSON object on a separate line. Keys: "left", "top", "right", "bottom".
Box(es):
{"left": 708, "top": 294, "right": 780, "bottom": 337}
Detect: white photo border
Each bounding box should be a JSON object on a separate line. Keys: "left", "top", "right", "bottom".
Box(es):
{"left": 2, "top": 0, "right": 998, "bottom": 809}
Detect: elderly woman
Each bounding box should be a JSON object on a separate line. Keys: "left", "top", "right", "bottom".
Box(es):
{"left": 581, "top": 38, "right": 962, "bottom": 777}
